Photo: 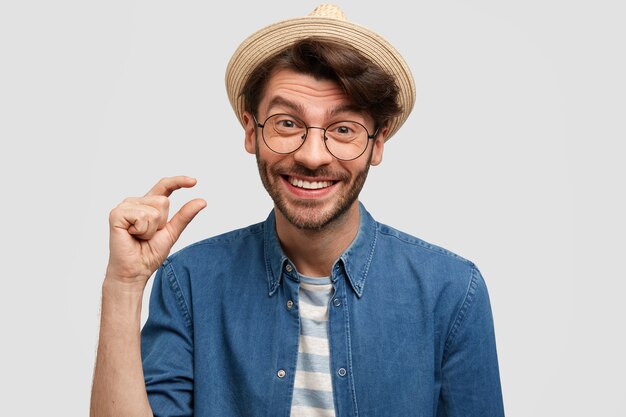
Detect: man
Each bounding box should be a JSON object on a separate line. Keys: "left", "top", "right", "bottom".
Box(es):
{"left": 91, "top": 5, "right": 504, "bottom": 417}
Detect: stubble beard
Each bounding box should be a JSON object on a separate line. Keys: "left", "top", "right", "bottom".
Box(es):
{"left": 255, "top": 145, "right": 372, "bottom": 232}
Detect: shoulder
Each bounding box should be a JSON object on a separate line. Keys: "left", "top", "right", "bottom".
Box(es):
{"left": 158, "top": 220, "right": 268, "bottom": 290}
{"left": 371, "top": 220, "right": 492, "bottom": 327}
{"left": 167, "top": 220, "right": 265, "bottom": 262}
{"left": 148, "top": 220, "right": 270, "bottom": 323}
{"left": 375, "top": 221, "right": 475, "bottom": 270}
{"left": 369, "top": 220, "right": 487, "bottom": 295}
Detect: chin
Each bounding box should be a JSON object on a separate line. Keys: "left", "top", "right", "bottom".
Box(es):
{"left": 277, "top": 200, "right": 354, "bottom": 231}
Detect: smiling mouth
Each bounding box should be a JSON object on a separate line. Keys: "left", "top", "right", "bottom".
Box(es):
{"left": 285, "top": 175, "right": 336, "bottom": 190}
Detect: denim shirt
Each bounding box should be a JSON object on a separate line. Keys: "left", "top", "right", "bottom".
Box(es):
{"left": 141, "top": 204, "right": 504, "bottom": 417}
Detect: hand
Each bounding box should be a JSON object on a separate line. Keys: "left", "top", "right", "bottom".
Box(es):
{"left": 105, "top": 176, "right": 207, "bottom": 288}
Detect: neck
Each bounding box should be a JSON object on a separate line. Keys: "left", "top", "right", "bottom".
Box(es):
{"left": 274, "top": 202, "right": 361, "bottom": 277}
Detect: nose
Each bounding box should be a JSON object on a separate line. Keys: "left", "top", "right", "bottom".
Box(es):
{"left": 292, "top": 127, "right": 334, "bottom": 169}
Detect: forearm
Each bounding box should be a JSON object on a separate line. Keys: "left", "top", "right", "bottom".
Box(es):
{"left": 90, "top": 278, "right": 153, "bottom": 417}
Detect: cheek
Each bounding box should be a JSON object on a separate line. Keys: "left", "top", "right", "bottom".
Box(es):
{"left": 346, "top": 153, "right": 372, "bottom": 170}
{"left": 257, "top": 147, "right": 289, "bottom": 173}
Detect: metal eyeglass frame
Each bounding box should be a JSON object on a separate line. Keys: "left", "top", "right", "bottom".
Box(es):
{"left": 253, "top": 113, "right": 379, "bottom": 161}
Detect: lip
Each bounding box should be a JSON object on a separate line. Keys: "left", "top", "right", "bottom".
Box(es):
{"left": 280, "top": 175, "right": 338, "bottom": 199}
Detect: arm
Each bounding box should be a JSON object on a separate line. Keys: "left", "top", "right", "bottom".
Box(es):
{"left": 91, "top": 280, "right": 152, "bottom": 416}
{"left": 438, "top": 266, "right": 505, "bottom": 417}
{"left": 90, "top": 176, "right": 206, "bottom": 417}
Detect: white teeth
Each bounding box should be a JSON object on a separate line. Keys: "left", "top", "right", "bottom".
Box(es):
{"left": 289, "top": 177, "right": 332, "bottom": 190}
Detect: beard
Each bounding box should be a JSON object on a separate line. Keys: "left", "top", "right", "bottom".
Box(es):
{"left": 255, "top": 143, "right": 372, "bottom": 231}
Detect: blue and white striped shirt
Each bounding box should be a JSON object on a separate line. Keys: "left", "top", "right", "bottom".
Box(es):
{"left": 290, "top": 275, "right": 336, "bottom": 417}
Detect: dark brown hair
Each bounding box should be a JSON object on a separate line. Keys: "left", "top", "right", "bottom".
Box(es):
{"left": 241, "top": 38, "right": 402, "bottom": 130}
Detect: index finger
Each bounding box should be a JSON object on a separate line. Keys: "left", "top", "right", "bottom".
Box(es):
{"left": 145, "top": 176, "right": 198, "bottom": 197}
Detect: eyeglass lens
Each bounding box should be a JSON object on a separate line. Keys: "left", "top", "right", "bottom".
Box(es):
{"left": 261, "top": 114, "right": 370, "bottom": 160}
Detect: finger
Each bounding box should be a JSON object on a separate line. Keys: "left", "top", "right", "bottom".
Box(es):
{"left": 111, "top": 204, "right": 162, "bottom": 240}
{"left": 122, "top": 195, "right": 169, "bottom": 229}
{"left": 164, "top": 198, "right": 207, "bottom": 244}
{"left": 145, "top": 176, "right": 198, "bottom": 198}
{"left": 127, "top": 205, "right": 162, "bottom": 240}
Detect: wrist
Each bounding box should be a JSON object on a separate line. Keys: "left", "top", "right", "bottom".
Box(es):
{"left": 100, "top": 277, "right": 146, "bottom": 327}
{"left": 102, "top": 274, "right": 148, "bottom": 296}
{"left": 103, "top": 263, "right": 151, "bottom": 289}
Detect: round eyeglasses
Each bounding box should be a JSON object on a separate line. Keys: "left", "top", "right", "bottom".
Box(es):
{"left": 254, "top": 113, "right": 378, "bottom": 161}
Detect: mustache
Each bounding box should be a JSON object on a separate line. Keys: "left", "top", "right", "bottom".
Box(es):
{"left": 274, "top": 163, "right": 349, "bottom": 180}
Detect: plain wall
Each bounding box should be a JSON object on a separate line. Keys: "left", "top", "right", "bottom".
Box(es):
{"left": 1, "top": 0, "right": 624, "bottom": 415}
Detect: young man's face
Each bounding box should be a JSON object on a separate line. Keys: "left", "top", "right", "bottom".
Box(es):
{"left": 243, "top": 69, "right": 385, "bottom": 231}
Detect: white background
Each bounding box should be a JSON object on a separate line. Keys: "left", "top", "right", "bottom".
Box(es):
{"left": 1, "top": 0, "right": 624, "bottom": 415}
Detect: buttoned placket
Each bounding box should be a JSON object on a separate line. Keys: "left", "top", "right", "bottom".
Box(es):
{"left": 267, "top": 261, "right": 301, "bottom": 417}
{"left": 327, "top": 263, "right": 359, "bottom": 417}
{"left": 267, "top": 260, "right": 359, "bottom": 417}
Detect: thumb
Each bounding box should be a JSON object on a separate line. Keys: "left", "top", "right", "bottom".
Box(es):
{"left": 165, "top": 198, "right": 207, "bottom": 244}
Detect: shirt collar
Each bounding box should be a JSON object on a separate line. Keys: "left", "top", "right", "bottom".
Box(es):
{"left": 264, "top": 202, "right": 378, "bottom": 298}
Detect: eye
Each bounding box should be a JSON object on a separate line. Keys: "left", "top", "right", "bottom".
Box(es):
{"left": 334, "top": 125, "right": 354, "bottom": 135}
{"left": 278, "top": 119, "right": 295, "bottom": 128}
{"left": 327, "top": 121, "right": 361, "bottom": 138}
{"left": 325, "top": 121, "right": 366, "bottom": 144}
{"left": 268, "top": 114, "right": 305, "bottom": 136}
{"left": 272, "top": 115, "right": 302, "bottom": 129}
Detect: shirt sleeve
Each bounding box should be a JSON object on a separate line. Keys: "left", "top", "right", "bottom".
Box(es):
{"left": 438, "top": 266, "right": 505, "bottom": 417}
{"left": 141, "top": 260, "right": 194, "bottom": 417}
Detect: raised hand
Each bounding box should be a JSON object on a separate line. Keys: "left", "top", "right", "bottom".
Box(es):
{"left": 105, "top": 176, "right": 207, "bottom": 288}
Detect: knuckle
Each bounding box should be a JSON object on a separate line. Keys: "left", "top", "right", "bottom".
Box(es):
{"left": 108, "top": 207, "right": 118, "bottom": 221}
{"left": 147, "top": 206, "right": 162, "bottom": 222}
{"left": 158, "top": 196, "right": 170, "bottom": 211}
{"left": 134, "top": 211, "right": 147, "bottom": 223}
{"left": 154, "top": 195, "right": 169, "bottom": 206}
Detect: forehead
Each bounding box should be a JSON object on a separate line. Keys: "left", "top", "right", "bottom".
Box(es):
{"left": 259, "top": 69, "right": 367, "bottom": 121}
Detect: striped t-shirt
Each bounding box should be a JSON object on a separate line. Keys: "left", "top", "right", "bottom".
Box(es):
{"left": 290, "top": 275, "right": 336, "bottom": 417}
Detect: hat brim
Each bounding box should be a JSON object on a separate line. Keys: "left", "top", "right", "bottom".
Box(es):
{"left": 225, "top": 16, "right": 415, "bottom": 142}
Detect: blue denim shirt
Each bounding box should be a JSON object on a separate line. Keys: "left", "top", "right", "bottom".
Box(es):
{"left": 141, "top": 204, "right": 504, "bottom": 416}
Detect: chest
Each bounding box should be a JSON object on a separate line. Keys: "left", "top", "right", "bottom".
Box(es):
{"left": 189, "top": 272, "right": 441, "bottom": 417}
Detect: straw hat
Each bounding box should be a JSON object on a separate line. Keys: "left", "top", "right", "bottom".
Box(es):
{"left": 225, "top": 4, "right": 415, "bottom": 142}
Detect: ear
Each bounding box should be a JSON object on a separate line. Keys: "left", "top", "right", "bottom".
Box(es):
{"left": 243, "top": 111, "right": 256, "bottom": 154}
{"left": 370, "top": 126, "right": 388, "bottom": 166}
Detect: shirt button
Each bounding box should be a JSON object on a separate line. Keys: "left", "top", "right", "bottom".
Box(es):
{"left": 286, "top": 300, "right": 294, "bottom": 310}
{"left": 285, "top": 264, "right": 293, "bottom": 272}
{"left": 333, "top": 298, "right": 342, "bottom": 307}
{"left": 277, "top": 369, "right": 286, "bottom": 378}
{"left": 337, "top": 368, "right": 347, "bottom": 377}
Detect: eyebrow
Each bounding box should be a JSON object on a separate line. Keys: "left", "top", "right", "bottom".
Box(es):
{"left": 265, "top": 96, "right": 365, "bottom": 122}
{"left": 266, "top": 96, "right": 305, "bottom": 115}
{"left": 327, "top": 103, "right": 363, "bottom": 119}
